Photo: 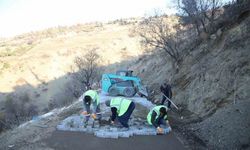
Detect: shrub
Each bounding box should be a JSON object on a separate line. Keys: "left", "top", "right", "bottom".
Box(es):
{"left": 0, "top": 112, "right": 7, "bottom": 132}
{"left": 49, "top": 88, "right": 75, "bottom": 110}
{"left": 4, "top": 93, "right": 38, "bottom": 127}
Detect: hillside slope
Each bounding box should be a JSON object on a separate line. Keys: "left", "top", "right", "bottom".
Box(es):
{"left": 131, "top": 15, "right": 250, "bottom": 149}
{"left": 0, "top": 12, "right": 249, "bottom": 150}
{"left": 0, "top": 22, "right": 143, "bottom": 111}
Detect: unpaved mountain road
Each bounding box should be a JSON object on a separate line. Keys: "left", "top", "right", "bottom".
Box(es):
{"left": 44, "top": 130, "right": 185, "bottom": 150}
{"left": 0, "top": 123, "right": 186, "bottom": 150}
{"left": 0, "top": 97, "right": 186, "bottom": 150}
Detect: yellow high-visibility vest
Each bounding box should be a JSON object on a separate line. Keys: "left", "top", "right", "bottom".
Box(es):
{"left": 110, "top": 97, "right": 132, "bottom": 116}
{"left": 147, "top": 105, "right": 168, "bottom": 125}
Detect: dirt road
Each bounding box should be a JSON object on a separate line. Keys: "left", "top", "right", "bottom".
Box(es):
{"left": 44, "top": 130, "right": 185, "bottom": 150}
{"left": 0, "top": 100, "right": 186, "bottom": 150}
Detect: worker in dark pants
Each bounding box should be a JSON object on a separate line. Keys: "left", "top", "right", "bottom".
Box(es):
{"left": 160, "top": 82, "right": 173, "bottom": 108}
{"left": 81, "top": 90, "right": 101, "bottom": 125}
{"left": 147, "top": 105, "right": 171, "bottom": 134}
{"left": 105, "top": 97, "right": 135, "bottom": 129}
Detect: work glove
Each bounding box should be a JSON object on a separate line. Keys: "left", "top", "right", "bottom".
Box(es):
{"left": 157, "top": 127, "right": 164, "bottom": 134}
{"left": 81, "top": 111, "right": 89, "bottom": 115}
{"left": 91, "top": 113, "right": 97, "bottom": 120}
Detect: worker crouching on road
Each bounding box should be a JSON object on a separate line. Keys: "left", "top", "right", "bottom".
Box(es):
{"left": 105, "top": 97, "right": 135, "bottom": 129}
{"left": 81, "top": 90, "right": 101, "bottom": 123}
{"left": 147, "top": 105, "right": 172, "bottom": 134}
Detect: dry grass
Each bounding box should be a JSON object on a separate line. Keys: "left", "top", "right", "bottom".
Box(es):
{"left": 0, "top": 21, "right": 144, "bottom": 111}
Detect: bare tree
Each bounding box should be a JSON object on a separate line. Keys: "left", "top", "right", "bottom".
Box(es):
{"left": 137, "top": 16, "right": 184, "bottom": 66}
{"left": 177, "top": 0, "right": 222, "bottom": 35}
{"left": 70, "top": 47, "right": 101, "bottom": 97}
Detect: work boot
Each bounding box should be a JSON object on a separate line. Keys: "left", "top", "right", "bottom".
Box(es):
{"left": 83, "top": 120, "right": 88, "bottom": 128}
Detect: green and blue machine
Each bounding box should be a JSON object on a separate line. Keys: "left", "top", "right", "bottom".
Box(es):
{"left": 101, "top": 70, "right": 148, "bottom": 97}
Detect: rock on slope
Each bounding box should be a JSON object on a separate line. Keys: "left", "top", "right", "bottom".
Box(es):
{"left": 131, "top": 15, "right": 250, "bottom": 149}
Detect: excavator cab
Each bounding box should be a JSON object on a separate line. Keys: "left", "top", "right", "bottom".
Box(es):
{"left": 101, "top": 70, "right": 148, "bottom": 97}
{"left": 116, "top": 70, "right": 133, "bottom": 77}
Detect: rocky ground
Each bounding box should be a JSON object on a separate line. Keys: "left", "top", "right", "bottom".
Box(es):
{"left": 131, "top": 15, "right": 250, "bottom": 149}
{"left": 56, "top": 104, "right": 171, "bottom": 138}
{"left": 0, "top": 95, "right": 188, "bottom": 150}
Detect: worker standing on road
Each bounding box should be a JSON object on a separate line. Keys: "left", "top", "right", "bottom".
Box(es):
{"left": 147, "top": 105, "right": 171, "bottom": 134}
{"left": 81, "top": 90, "right": 101, "bottom": 124}
{"left": 105, "top": 97, "right": 135, "bottom": 129}
{"left": 160, "top": 81, "right": 173, "bottom": 108}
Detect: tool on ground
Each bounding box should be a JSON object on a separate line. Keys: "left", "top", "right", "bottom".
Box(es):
{"left": 162, "top": 92, "right": 179, "bottom": 110}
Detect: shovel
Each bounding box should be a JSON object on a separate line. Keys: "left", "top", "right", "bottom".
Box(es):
{"left": 162, "top": 92, "right": 179, "bottom": 110}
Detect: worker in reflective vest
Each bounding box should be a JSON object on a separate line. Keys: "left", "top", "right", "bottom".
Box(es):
{"left": 81, "top": 90, "right": 101, "bottom": 123}
{"left": 105, "top": 97, "right": 135, "bottom": 128}
{"left": 147, "top": 105, "right": 171, "bottom": 134}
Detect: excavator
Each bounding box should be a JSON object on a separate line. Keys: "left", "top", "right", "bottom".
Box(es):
{"left": 101, "top": 70, "right": 148, "bottom": 97}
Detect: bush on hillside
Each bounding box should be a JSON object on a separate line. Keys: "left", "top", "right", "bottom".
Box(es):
{"left": 48, "top": 88, "right": 75, "bottom": 110}
{"left": 0, "top": 112, "right": 7, "bottom": 132}
{"left": 65, "top": 76, "right": 84, "bottom": 98}
{"left": 177, "top": 0, "right": 250, "bottom": 38}
{"left": 218, "top": 1, "right": 250, "bottom": 29}
{"left": 4, "top": 93, "right": 38, "bottom": 127}
{"left": 177, "top": 0, "right": 223, "bottom": 35}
